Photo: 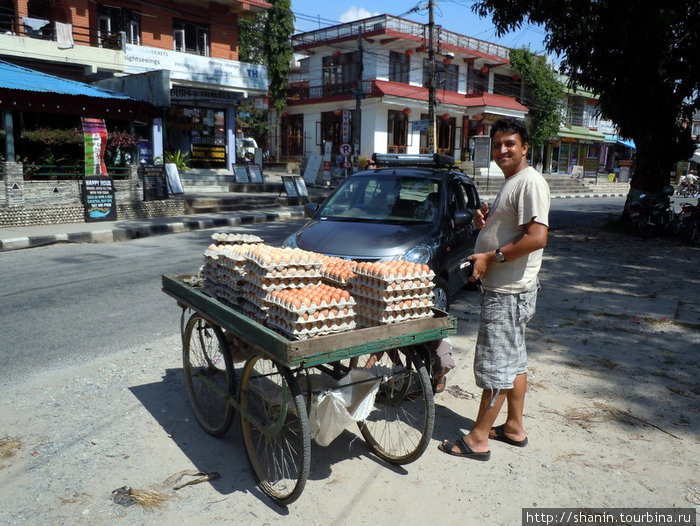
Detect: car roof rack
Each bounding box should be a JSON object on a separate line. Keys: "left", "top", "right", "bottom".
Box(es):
{"left": 372, "top": 153, "right": 455, "bottom": 168}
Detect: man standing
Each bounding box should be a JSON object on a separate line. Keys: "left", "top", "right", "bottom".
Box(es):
{"left": 438, "top": 118, "right": 550, "bottom": 460}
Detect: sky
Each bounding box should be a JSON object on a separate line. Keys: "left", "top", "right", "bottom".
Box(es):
{"left": 290, "top": 0, "right": 550, "bottom": 56}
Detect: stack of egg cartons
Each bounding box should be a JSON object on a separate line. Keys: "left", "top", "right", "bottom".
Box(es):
{"left": 351, "top": 260, "right": 435, "bottom": 327}
{"left": 242, "top": 245, "right": 324, "bottom": 325}
{"left": 266, "top": 283, "right": 356, "bottom": 340}
{"left": 200, "top": 233, "right": 263, "bottom": 304}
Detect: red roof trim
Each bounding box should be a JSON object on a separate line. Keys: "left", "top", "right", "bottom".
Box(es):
{"left": 372, "top": 80, "right": 528, "bottom": 111}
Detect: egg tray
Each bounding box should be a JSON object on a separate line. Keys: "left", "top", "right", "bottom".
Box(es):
{"left": 241, "top": 279, "right": 323, "bottom": 296}
{"left": 245, "top": 261, "right": 323, "bottom": 280}
{"left": 266, "top": 317, "right": 357, "bottom": 341}
{"left": 267, "top": 304, "right": 355, "bottom": 325}
{"left": 354, "top": 297, "right": 433, "bottom": 313}
{"left": 266, "top": 292, "right": 356, "bottom": 316}
{"left": 355, "top": 308, "right": 434, "bottom": 327}
{"left": 238, "top": 299, "right": 268, "bottom": 324}
{"left": 349, "top": 274, "right": 435, "bottom": 291}
{"left": 211, "top": 233, "right": 264, "bottom": 245}
{"left": 351, "top": 285, "right": 434, "bottom": 303}
{"left": 353, "top": 264, "right": 435, "bottom": 281}
{"left": 319, "top": 268, "right": 357, "bottom": 285}
{"left": 245, "top": 247, "right": 325, "bottom": 270}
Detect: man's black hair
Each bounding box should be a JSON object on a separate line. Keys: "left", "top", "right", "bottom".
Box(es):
{"left": 490, "top": 117, "right": 529, "bottom": 145}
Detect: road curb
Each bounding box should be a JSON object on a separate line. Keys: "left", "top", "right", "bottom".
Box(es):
{"left": 0, "top": 207, "right": 307, "bottom": 252}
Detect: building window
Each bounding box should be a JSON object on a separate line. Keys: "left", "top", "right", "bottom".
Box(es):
{"left": 422, "top": 60, "right": 459, "bottom": 92}
{"left": 97, "top": 5, "right": 140, "bottom": 48}
{"left": 387, "top": 110, "right": 408, "bottom": 154}
{"left": 468, "top": 67, "right": 489, "bottom": 94}
{"left": 322, "top": 51, "right": 361, "bottom": 96}
{"left": 173, "top": 19, "right": 209, "bottom": 56}
{"left": 493, "top": 74, "right": 520, "bottom": 100}
{"left": 389, "top": 51, "right": 409, "bottom": 84}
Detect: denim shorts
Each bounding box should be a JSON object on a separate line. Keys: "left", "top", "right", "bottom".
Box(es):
{"left": 473, "top": 284, "right": 538, "bottom": 390}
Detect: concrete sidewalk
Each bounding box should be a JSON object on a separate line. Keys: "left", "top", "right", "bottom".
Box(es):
{"left": 0, "top": 177, "right": 628, "bottom": 252}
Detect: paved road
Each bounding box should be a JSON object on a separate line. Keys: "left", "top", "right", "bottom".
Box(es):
{"left": 1, "top": 198, "right": 627, "bottom": 390}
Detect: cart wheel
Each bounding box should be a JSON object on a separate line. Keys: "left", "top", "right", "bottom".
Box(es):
{"left": 239, "top": 355, "right": 311, "bottom": 506}
{"left": 182, "top": 313, "right": 236, "bottom": 437}
{"left": 353, "top": 346, "right": 434, "bottom": 464}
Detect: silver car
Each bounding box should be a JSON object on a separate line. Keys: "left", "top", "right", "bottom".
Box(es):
{"left": 283, "top": 154, "right": 481, "bottom": 310}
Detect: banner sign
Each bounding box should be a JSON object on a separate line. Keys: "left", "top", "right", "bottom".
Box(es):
{"left": 82, "top": 118, "right": 108, "bottom": 176}
{"left": 81, "top": 118, "right": 116, "bottom": 221}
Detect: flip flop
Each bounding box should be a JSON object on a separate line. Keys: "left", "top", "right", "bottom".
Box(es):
{"left": 437, "top": 437, "right": 490, "bottom": 461}
{"left": 432, "top": 375, "right": 447, "bottom": 394}
{"left": 490, "top": 425, "right": 528, "bottom": 447}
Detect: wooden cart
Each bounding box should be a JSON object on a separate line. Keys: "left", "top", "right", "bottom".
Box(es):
{"left": 162, "top": 275, "right": 457, "bottom": 505}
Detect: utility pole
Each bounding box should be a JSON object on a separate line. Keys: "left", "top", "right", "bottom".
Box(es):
{"left": 427, "top": 0, "right": 437, "bottom": 154}
{"left": 354, "top": 29, "right": 363, "bottom": 167}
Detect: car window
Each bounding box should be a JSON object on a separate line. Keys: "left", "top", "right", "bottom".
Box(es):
{"left": 318, "top": 174, "right": 440, "bottom": 223}
{"left": 452, "top": 181, "right": 479, "bottom": 211}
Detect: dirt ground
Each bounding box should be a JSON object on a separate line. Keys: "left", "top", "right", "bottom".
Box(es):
{"left": 1, "top": 224, "right": 698, "bottom": 526}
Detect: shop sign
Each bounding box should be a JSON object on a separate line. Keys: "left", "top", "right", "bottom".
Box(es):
{"left": 191, "top": 145, "right": 226, "bottom": 162}
{"left": 472, "top": 135, "right": 491, "bottom": 168}
{"left": 125, "top": 44, "right": 268, "bottom": 91}
{"left": 139, "top": 165, "right": 169, "bottom": 201}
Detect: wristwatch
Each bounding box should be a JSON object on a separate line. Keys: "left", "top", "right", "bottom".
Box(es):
{"left": 495, "top": 248, "right": 506, "bottom": 262}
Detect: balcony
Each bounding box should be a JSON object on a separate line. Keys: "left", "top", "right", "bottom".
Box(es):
{"left": 287, "top": 80, "right": 374, "bottom": 103}
{"left": 292, "top": 14, "right": 509, "bottom": 61}
{"left": 0, "top": 14, "right": 126, "bottom": 75}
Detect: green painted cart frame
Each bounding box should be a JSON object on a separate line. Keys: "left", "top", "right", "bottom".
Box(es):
{"left": 162, "top": 274, "right": 458, "bottom": 505}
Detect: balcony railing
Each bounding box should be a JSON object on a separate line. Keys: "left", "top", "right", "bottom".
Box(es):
{"left": 292, "top": 14, "right": 509, "bottom": 60}
{"left": 0, "top": 13, "right": 131, "bottom": 50}
{"left": 288, "top": 80, "right": 374, "bottom": 102}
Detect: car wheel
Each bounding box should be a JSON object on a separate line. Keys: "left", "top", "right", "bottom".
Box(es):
{"left": 432, "top": 277, "right": 450, "bottom": 312}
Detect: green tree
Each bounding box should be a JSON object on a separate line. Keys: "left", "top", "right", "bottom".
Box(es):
{"left": 238, "top": 13, "right": 266, "bottom": 64}
{"left": 508, "top": 48, "right": 564, "bottom": 149}
{"left": 263, "top": 0, "right": 295, "bottom": 158}
{"left": 473, "top": 0, "right": 700, "bottom": 197}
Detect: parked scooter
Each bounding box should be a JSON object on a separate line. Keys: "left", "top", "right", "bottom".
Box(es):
{"left": 678, "top": 198, "right": 700, "bottom": 245}
{"left": 627, "top": 186, "right": 680, "bottom": 238}
{"left": 676, "top": 176, "right": 699, "bottom": 198}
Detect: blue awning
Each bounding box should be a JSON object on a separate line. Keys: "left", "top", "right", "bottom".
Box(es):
{"left": 604, "top": 134, "right": 636, "bottom": 149}
{"left": 616, "top": 138, "right": 636, "bottom": 149}
{"left": 0, "top": 60, "right": 158, "bottom": 118}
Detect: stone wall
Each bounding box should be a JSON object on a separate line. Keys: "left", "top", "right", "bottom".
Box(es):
{"left": 1, "top": 162, "right": 185, "bottom": 227}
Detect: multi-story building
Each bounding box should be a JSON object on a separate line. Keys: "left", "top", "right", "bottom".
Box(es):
{"left": 279, "top": 14, "right": 640, "bottom": 181}
{"left": 279, "top": 14, "right": 528, "bottom": 170}
{"left": 0, "top": 0, "right": 270, "bottom": 172}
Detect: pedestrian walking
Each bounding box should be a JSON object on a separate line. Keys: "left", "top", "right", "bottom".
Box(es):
{"left": 438, "top": 117, "right": 551, "bottom": 460}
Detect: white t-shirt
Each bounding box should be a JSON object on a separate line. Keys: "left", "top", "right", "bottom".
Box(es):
{"left": 474, "top": 165, "right": 550, "bottom": 293}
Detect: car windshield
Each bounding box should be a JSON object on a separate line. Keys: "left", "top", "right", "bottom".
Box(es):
{"left": 318, "top": 173, "right": 441, "bottom": 223}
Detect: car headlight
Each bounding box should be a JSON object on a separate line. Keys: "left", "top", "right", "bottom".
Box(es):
{"left": 282, "top": 234, "right": 299, "bottom": 249}
{"left": 399, "top": 244, "right": 433, "bottom": 264}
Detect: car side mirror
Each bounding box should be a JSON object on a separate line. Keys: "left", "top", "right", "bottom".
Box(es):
{"left": 453, "top": 209, "right": 473, "bottom": 227}
{"left": 304, "top": 202, "right": 319, "bottom": 218}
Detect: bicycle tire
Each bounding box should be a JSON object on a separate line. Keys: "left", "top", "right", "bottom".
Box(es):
{"left": 354, "top": 346, "right": 435, "bottom": 465}
{"left": 239, "top": 355, "right": 311, "bottom": 506}
{"left": 182, "top": 313, "right": 236, "bottom": 437}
